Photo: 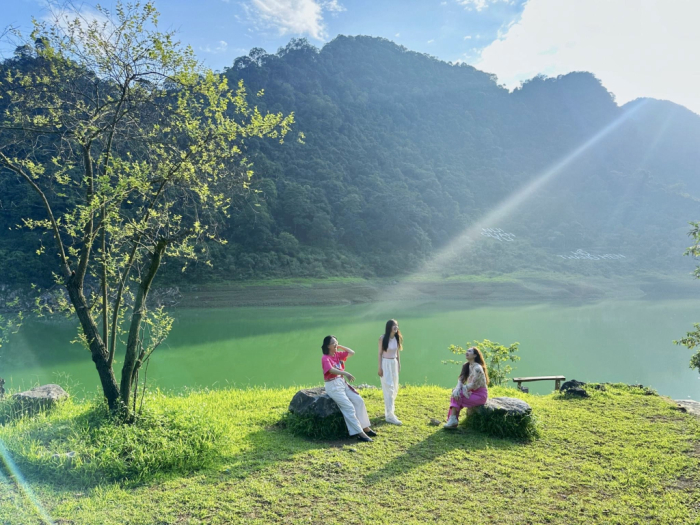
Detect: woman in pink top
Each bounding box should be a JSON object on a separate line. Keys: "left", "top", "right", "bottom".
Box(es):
{"left": 378, "top": 319, "right": 403, "bottom": 425}
{"left": 321, "top": 335, "right": 377, "bottom": 442}
{"left": 444, "top": 346, "right": 489, "bottom": 429}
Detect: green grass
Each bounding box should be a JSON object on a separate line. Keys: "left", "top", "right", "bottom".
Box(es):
{"left": 1, "top": 384, "right": 700, "bottom": 524}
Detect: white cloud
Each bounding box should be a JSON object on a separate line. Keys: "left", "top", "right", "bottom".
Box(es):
{"left": 475, "top": 0, "right": 700, "bottom": 114}
{"left": 244, "top": 0, "right": 344, "bottom": 40}
{"left": 464, "top": 35, "right": 472, "bottom": 40}
{"left": 395, "top": 33, "right": 401, "bottom": 37}
{"left": 200, "top": 40, "right": 229, "bottom": 54}
{"left": 427, "top": 39, "right": 435, "bottom": 44}
{"left": 456, "top": 0, "right": 510, "bottom": 12}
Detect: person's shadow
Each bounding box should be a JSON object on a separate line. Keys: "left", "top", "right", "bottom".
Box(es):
{"left": 362, "top": 425, "right": 523, "bottom": 485}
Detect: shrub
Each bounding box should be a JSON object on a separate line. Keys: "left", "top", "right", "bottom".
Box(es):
{"left": 0, "top": 393, "right": 225, "bottom": 485}
{"left": 445, "top": 339, "right": 521, "bottom": 386}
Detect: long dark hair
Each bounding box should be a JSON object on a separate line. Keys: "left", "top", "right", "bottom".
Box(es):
{"left": 321, "top": 335, "right": 336, "bottom": 355}
{"left": 459, "top": 347, "right": 489, "bottom": 385}
{"left": 381, "top": 319, "right": 403, "bottom": 352}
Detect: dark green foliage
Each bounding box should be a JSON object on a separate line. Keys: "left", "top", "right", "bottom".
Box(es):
{"left": 280, "top": 410, "right": 348, "bottom": 440}
{"left": 3, "top": 36, "right": 700, "bottom": 284}
{"left": 465, "top": 409, "right": 539, "bottom": 441}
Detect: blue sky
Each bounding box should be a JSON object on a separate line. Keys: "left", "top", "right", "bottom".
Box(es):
{"left": 1, "top": 0, "right": 527, "bottom": 70}
{"left": 3, "top": 0, "right": 700, "bottom": 114}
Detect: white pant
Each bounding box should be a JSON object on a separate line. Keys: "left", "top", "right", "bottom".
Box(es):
{"left": 325, "top": 378, "right": 370, "bottom": 436}
{"left": 381, "top": 357, "right": 399, "bottom": 419}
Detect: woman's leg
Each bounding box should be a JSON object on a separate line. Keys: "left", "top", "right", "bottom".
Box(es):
{"left": 345, "top": 384, "right": 371, "bottom": 430}
{"left": 381, "top": 358, "right": 399, "bottom": 420}
{"left": 325, "top": 380, "right": 364, "bottom": 436}
{"left": 461, "top": 388, "right": 488, "bottom": 408}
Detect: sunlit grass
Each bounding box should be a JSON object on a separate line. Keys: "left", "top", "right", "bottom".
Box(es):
{"left": 0, "top": 384, "right": 699, "bottom": 524}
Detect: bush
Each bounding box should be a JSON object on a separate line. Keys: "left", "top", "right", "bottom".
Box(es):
{"left": 0, "top": 393, "right": 225, "bottom": 485}
{"left": 465, "top": 409, "right": 539, "bottom": 441}
{"left": 445, "top": 339, "right": 521, "bottom": 387}
{"left": 280, "top": 411, "right": 348, "bottom": 440}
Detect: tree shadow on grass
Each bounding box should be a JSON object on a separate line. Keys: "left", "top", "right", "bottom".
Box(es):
{"left": 362, "top": 424, "right": 526, "bottom": 486}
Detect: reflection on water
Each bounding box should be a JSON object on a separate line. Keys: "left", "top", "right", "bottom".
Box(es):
{"left": 3, "top": 299, "right": 700, "bottom": 400}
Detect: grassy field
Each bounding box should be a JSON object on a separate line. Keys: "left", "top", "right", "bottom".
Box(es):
{"left": 1, "top": 384, "right": 700, "bottom": 524}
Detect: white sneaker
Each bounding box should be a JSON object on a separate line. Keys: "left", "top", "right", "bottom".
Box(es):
{"left": 444, "top": 415, "right": 459, "bottom": 429}
{"left": 386, "top": 416, "right": 403, "bottom": 426}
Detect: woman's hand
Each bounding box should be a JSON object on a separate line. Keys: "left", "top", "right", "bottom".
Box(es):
{"left": 344, "top": 372, "right": 356, "bottom": 383}
{"left": 378, "top": 368, "right": 384, "bottom": 377}
{"left": 451, "top": 386, "right": 461, "bottom": 400}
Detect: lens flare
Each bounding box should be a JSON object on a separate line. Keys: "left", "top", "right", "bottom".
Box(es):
{"left": 0, "top": 439, "right": 54, "bottom": 524}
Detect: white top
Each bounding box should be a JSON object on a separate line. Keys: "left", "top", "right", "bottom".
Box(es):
{"left": 381, "top": 336, "right": 399, "bottom": 359}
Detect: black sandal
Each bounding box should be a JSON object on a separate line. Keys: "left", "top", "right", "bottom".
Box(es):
{"left": 356, "top": 434, "right": 373, "bottom": 442}
{"left": 365, "top": 429, "right": 377, "bottom": 437}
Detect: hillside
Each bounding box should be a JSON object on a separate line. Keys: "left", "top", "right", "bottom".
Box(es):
{"left": 1, "top": 36, "right": 699, "bottom": 284}
{"left": 0, "top": 384, "right": 698, "bottom": 524}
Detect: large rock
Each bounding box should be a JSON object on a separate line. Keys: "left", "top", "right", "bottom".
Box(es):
{"left": 675, "top": 400, "right": 700, "bottom": 418}
{"left": 289, "top": 387, "right": 341, "bottom": 418}
{"left": 472, "top": 396, "right": 532, "bottom": 418}
{"left": 12, "top": 384, "right": 69, "bottom": 412}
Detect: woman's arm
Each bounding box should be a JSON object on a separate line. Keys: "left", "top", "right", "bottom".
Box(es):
{"left": 329, "top": 367, "right": 355, "bottom": 382}
{"left": 337, "top": 344, "right": 355, "bottom": 356}
{"left": 378, "top": 337, "right": 384, "bottom": 377}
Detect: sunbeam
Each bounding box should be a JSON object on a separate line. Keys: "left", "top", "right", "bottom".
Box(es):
{"left": 371, "top": 100, "right": 650, "bottom": 310}
{"left": 0, "top": 440, "right": 54, "bottom": 524}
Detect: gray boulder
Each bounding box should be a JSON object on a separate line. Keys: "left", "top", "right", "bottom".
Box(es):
{"left": 675, "top": 400, "right": 700, "bottom": 418}
{"left": 472, "top": 396, "right": 532, "bottom": 418}
{"left": 13, "top": 384, "right": 69, "bottom": 413}
{"left": 289, "top": 387, "right": 341, "bottom": 418}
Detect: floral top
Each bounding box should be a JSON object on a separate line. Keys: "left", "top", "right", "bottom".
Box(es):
{"left": 464, "top": 363, "right": 487, "bottom": 391}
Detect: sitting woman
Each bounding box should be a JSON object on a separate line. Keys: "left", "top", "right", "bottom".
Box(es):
{"left": 444, "top": 346, "right": 489, "bottom": 429}
{"left": 321, "top": 335, "right": 377, "bottom": 442}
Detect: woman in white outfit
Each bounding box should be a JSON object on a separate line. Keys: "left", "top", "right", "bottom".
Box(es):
{"left": 378, "top": 319, "right": 403, "bottom": 425}
{"left": 321, "top": 335, "right": 377, "bottom": 442}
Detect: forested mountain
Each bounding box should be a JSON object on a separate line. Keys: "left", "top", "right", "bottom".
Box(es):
{"left": 2, "top": 36, "right": 699, "bottom": 284}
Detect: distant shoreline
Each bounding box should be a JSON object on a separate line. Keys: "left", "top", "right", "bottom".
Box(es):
{"left": 175, "top": 272, "right": 700, "bottom": 309}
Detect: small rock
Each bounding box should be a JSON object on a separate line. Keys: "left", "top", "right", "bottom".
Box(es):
{"left": 429, "top": 418, "right": 442, "bottom": 426}
{"left": 345, "top": 447, "right": 357, "bottom": 453}
{"left": 560, "top": 380, "right": 590, "bottom": 398}
{"left": 355, "top": 384, "right": 378, "bottom": 390}
{"left": 563, "top": 387, "right": 589, "bottom": 398}
{"left": 560, "top": 379, "right": 586, "bottom": 391}
{"left": 13, "top": 384, "right": 69, "bottom": 414}
{"left": 334, "top": 462, "right": 342, "bottom": 467}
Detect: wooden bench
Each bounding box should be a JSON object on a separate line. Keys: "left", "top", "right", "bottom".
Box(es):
{"left": 513, "top": 376, "right": 566, "bottom": 391}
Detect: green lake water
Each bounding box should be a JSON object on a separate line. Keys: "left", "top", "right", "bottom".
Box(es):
{"left": 3, "top": 299, "right": 700, "bottom": 400}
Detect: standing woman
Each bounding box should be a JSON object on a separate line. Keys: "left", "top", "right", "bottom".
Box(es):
{"left": 444, "top": 346, "right": 489, "bottom": 429}
{"left": 378, "top": 319, "right": 403, "bottom": 425}
{"left": 321, "top": 335, "right": 377, "bottom": 442}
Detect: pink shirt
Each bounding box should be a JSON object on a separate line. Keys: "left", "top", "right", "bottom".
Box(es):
{"left": 322, "top": 351, "right": 349, "bottom": 381}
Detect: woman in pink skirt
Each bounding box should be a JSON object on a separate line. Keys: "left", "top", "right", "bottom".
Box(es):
{"left": 444, "top": 346, "right": 489, "bottom": 429}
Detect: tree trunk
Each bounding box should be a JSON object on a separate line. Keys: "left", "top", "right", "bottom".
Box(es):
{"left": 120, "top": 240, "right": 167, "bottom": 407}
{"left": 65, "top": 275, "right": 121, "bottom": 410}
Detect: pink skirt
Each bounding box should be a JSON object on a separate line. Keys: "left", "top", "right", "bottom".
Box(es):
{"left": 449, "top": 387, "right": 488, "bottom": 412}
